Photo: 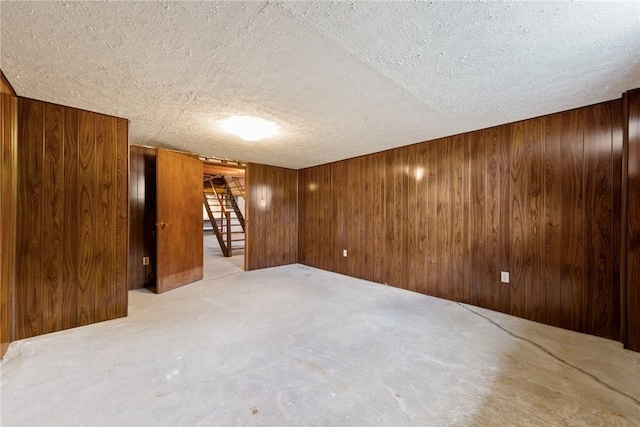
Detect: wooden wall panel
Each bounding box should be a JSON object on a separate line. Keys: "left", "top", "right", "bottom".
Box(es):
{"left": 42, "top": 103, "right": 64, "bottom": 334}
{"left": 406, "top": 145, "right": 418, "bottom": 293}
{"left": 127, "top": 145, "right": 156, "bottom": 289}
{"left": 435, "top": 138, "right": 451, "bottom": 299}
{"left": 415, "top": 145, "right": 428, "bottom": 295}
{"left": 15, "top": 98, "right": 128, "bottom": 340}
{"left": 560, "top": 108, "right": 585, "bottom": 333}
{"left": 62, "top": 108, "right": 79, "bottom": 330}
{"left": 385, "top": 149, "right": 406, "bottom": 287}
{"left": 498, "top": 125, "right": 513, "bottom": 315}
{"left": 584, "top": 103, "right": 616, "bottom": 339}
{"left": 331, "top": 161, "right": 347, "bottom": 275}
{"left": 451, "top": 134, "right": 467, "bottom": 303}
{"left": 16, "top": 99, "right": 44, "bottom": 339}
{"left": 95, "top": 116, "right": 116, "bottom": 321}
{"left": 246, "top": 163, "right": 297, "bottom": 271}
{"left": 469, "top": 130, "right": 487, "bottom": 308}
{"left": 425, "top": 139, "right": 439, "bottom": 298}
{"left": 1, "top": 70, "right": 16, "bottom": 95}
{"left": 488, "top": 127, "right": 502, "bottom": 311}
{"left": 626, "top": 89, "right": 640, "bottom": 351}
{"left": 115, "top": 121, "right": 128, "bottom": 317}
{"left": 77, "top": 111, "right": 96, "bottom": 327}
{"left": 1, "top": 93, "right": 17, "bottom": 358}
{"left": 371, "top": 153, "right": 386, "bottom": 284}
{"left": 509, "top": 120, "right": 525, "bottom": 319}
{"left": 298, "top": 99, "right": 624, "bottom": 342}
{"left": 297, "top": 167, "right": 311, "bottom": 267}
{"left": 299, "top": 165, "right": 330, "bottom": 271}
{"left": 544, "top": 113, "right": 563, "bottom": 328}
{"left": 523, "top": 118, "right": 544, "bottom": 322}
{"left": 610, "top": 99, "right": 623, "bottom": 347}
{"left": 128, "top": 147, "right": 141, "bottom": 288}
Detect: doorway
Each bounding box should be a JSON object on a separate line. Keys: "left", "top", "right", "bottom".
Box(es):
{"left": 201, "top": 158, "right": 247, "bottom": 279}
{"left": 128, "top": 146, "right": 247, "bottom": 293}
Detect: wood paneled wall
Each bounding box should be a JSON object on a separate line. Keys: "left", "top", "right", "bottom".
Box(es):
{"left": 128, "top": 145, "right": 157, "bottom": 289}
{"left": 14, "top": 98, "right": 128, "bottom": 340}
{"left": 299, "top": 100, "right": 623, "bottom": 341}
{"left": 1, "top": 93, "right": 18, "bottom": 358}
{"left": 626, "top": 89, "right": 640, "bottom": 351}
{"left": 246, "top": 163, "right": 298, "bottom": 271}
{"left": 1, "top": 70, "right": 16, "bottom": 96}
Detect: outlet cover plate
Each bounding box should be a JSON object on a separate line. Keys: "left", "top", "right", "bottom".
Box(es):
{"left": 501, "top": 271, "right": 510, "bottom": 283}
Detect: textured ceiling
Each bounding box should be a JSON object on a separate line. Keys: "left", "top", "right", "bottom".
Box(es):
{"left": 1, "top": 1, "right": 639, "bottom": 169}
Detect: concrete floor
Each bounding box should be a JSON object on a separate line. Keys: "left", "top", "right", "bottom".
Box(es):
{"left": 1, "top": 241, "right": 639, "bottom": 425}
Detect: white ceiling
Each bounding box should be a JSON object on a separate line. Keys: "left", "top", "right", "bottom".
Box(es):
{"left": 1, "top": 1, "right": 639, "bottom": 169}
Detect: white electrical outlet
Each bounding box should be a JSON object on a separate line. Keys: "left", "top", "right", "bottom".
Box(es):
{"left": 143, "top": 256, "right": 150, "bottom": 266}
{"left": 343, "top": 249, "right": 348, "bottom": 257}
{"left": 501, "top": 271, "right": 510, "bottom": 283}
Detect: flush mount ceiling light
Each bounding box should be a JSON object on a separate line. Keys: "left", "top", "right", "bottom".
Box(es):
{"left": 218, "top": 115, "right": 279, "bottom": 141}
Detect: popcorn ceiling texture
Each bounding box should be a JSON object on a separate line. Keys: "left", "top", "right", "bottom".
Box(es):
{"left": 1, "top": 1, "right": 638, "bottom": 169}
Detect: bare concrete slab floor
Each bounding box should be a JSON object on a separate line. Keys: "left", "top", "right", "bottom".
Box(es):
{"left": 1, "top": 258, "right": 639, "bottom": 426}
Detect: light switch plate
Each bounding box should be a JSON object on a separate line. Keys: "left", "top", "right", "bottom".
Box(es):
{"left": 501, "top": 271, "right": 510, "bottom": 283}
{"left": 343, "top": 249, "right": 348, "bottom": 257}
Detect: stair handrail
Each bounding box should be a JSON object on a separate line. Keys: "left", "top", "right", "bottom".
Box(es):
{"left": 203, "top": 192, "right": 230, "bottom": 257}
{"left": 209, "top": 180, "right": 228, "bottom": 217}
{"left": 222, "top": 181, "right": 246, "bottom": 231}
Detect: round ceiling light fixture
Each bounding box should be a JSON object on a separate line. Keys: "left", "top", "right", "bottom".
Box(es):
{"left": 218, "top": 115, "right": 279, "bottom": 141}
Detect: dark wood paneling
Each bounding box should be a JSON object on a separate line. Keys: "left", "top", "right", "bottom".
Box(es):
{"left": 560, "top": 108, "right": 585, "bottom": 332}
{"left": 297, "top": 167, "right": 310, "bottom": 267}
{"left": 584, "top": 103, "right": 615, "bottom": 339}
{"left": 415, "top": 145, "right": 428, "bottom": 295}
{"left": 302, "top": 166, "right": 316, "bottom": 268}
{"left": 95, "top": 115, "right": 116, "bottom": 321}
{"left": 16, "top": 98, "right": 44, "bottom": 339}
{"left": 509, "top": 120, "right": 525, "bottom": 319}
{"left": 246, "top": 163, "right": 297, "bottom": 271}
{"left": 332, "top": 161, "right": 347, "bottom": 275}
{"left": 128, "top": 147, "right": 141, "bottom": 288}
{"left": 156, "top": 149, "right": 203, "bottom": 293}
{"left": 425, "top": 142, "right": 437, "bottom": 295}
{"left": 15, "top": 99, "right": 128, "bottom": 340}
{"left": 385, "top": 149, "right": 406, "bottom": 287}
{"left": 544, "top": 113, "right": 563, "bottom": 328}
{"left": 406, "top": 145, "right": 418, "bottom": 293}
{"left": 523, "top": 118, "right": 544, "bottom": 322}
{"left": 498, "top": 125, "right": 513, "bottom": 314}
{"left": 62, "top": 108, "right": 79, "bottom": 330}
{"left": 1, "top": 70, "right": 16, "bottom": 95}
{"left": 372, "top": 153, "right": 386, "bottom": 284}
{"left": 611, "top": 99, "right": 623, "bottom": 346}
{"left": 1, "top": 93, "right": 17, "bottom": 358}
{"left": 488, "top": 127, "right": 502, "bottom": 311}
{"left": 470, "top": 130, "right": 487, "bottom": 308}
{"left": 451, "top": 134, "right": 467, "bottom": 303}
{"left": 436, "top": 138, "right": 451, "bottom": 299}
{"left": 298, "top": 99, "right": 624, "bottom": 342}
{"left": 77, "top": 110, "right": 96, "bottom": 327}
{"left": 127, "top": 145, "right": 156, "bottom": 290}
{"left": 42, "top": 103, "right": 64, "bottom": 334}
{"left": 115, "top": 120, "right": 128, "bottom": 317}
{"left": 626, "top": 89, "right": 640, "bottom": 351}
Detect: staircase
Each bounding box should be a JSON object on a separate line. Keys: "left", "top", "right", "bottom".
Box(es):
{"left": 203, "top": 176, "right": 245, "bottom": 257}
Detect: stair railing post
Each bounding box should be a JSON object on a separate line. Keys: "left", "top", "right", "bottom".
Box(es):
{"left": 226, "top": 211, "right": 232, "bottom": 257}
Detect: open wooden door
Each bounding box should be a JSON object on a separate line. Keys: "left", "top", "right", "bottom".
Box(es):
{"left": 156, "top": 149, "right": 203, "bottom": 293}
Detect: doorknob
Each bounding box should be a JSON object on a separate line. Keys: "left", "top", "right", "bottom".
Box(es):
{"left": 156, "top": 222, "right": 167, "bottom": 230}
